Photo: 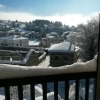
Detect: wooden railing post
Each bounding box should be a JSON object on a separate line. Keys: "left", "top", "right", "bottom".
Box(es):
{"left": 95, "top": 13, "right": 100, "bottom": 100}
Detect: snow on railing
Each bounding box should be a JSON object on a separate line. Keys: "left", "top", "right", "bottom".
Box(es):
{"left": 0, "top": 55, "right": 97, "bottom": 79}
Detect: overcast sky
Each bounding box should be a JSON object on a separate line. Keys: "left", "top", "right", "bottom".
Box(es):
{"left": 0, "top": 0, "right": 99, "bottom": 26}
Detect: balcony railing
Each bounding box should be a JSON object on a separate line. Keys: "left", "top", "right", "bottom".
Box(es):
{"left": 0, "top": 71, "right": 96, "bottom": 100}
{"left": 0, "top": 52, "right": 97, "bottom": 100}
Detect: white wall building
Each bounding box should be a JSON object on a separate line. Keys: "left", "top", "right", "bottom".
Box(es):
{"left": 0, "top": 35, "right": 29, "bottom": 47}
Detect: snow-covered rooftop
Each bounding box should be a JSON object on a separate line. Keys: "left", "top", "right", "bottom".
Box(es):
{"left": 49, "top": 42, "right": 75, "bottom": 53}
{"left": 62, "top": 31, "right": 70, "bottom": 36}
{"left": 8, "top": 30, "right": 15, "bottom": 33}
{"left": 49, "top": 32, "right": 58, "bottom": 36}
{"left": 47, "top": 35, "right": 55, "bottom": 38}
{"left": 0, "top": 35, "right": 28, "bottom": 40}
{"left": 0, "top": 55, "right": 97, "bottom": 79}
{"left": 29, "top": 41, "right": 40, "bottom": 46}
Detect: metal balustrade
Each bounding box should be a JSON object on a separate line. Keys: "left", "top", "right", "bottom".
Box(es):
{"left": 0, "top": 71, "right": 96, "bottom": 100}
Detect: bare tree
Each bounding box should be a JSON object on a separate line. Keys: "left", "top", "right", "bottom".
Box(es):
{"left": 77, "top": 16, "right": 99, "bottom": 61}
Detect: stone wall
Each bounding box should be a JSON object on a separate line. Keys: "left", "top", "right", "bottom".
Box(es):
{"left": 49, "top": 52, "right": 74, "bottom": 67}
{"left": 0, "top": 48, "right": 46, "bottom": 66}
{"left": 21, "top": 49, "right": 46, "bottom": 66}
{"left": 0, "top": 50, "right": 23, "bottom": 61}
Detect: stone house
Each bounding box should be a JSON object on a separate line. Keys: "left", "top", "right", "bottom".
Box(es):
{"left": 0, "top": 35, "right": 28, "bottom": 47}
{"left": 49, "top": 42, "right": 79, "bottom": 67}
{"left": 41, "top": 32, "right": 60, "bottom": 47}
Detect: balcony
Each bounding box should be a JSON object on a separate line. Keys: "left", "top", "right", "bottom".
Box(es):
{"left": 0, "top": 54, "right": 98, "bottom": 100}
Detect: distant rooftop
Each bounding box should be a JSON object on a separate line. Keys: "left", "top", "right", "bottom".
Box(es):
{"left": 49, "top": 42, "right": 75, "bottom": 53}
{"left": 0, "top": 35, "right": 28, "bottom": 40}
{"left": 47, "top": 35, "right": 55, "bottom": 39}
{"left": 29, "top": 40, "right": 40, "bottom": 46}
{"left": 49, "top": 32, "right": 57, "bottom": 36}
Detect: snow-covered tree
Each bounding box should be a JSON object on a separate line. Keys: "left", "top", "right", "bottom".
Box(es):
{"left": 77, "top": 16, "right": 99, "bottom": 61}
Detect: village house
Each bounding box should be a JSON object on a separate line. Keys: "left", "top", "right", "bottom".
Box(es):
{"left": 61, "top": 31, "right": 70, "bottom": 41}
{"left": 49, "top": 42, "right": 79, "bottom": 67}
{"left": 0, "top": 35, "right": 29, "bottom": 47}
{"left": 41, "top": 32, "right": 60, "bottom": 47}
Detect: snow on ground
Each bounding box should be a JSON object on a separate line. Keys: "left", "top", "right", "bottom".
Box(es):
{"left": 68, "top": 83, "right": 94, "bottom": 100}
{"left": 0, "top": 83, "right": 94, "bottom": 100}
{"left": 0, "top": 88, "right": 5, "bottom": 100}
{"left": 23, "top": 84, "right": 63, "bottom": 100}
{"left": 37, "top": 56, "right": 50, "bottom": 67}
{"left": 0, "top": 55, "right": 97, "bottom": 79}
{"left": 35, "top": 92, "right": 63, "bottom": 100}
{"left": 35, "top": 85, "right": 43, "bottom": 97}
{"left": 0, "top": 84, "right": 63, "bottom": 100}
{"left": 0, "top": 95, "right": 5, "bottom": 100}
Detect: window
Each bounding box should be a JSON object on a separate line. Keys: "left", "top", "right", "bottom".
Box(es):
{"left": 16, "top": 44, "right": 18, "bottom": 46}
{"left": 20, "top": 44, "right": 22, "bottom": 46}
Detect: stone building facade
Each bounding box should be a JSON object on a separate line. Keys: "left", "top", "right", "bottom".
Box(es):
{"left": 0, "top": 35, "right": 28, "bottom": 47}
{"left": 49, "top": 42, "right": 79, "bottom": 67}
